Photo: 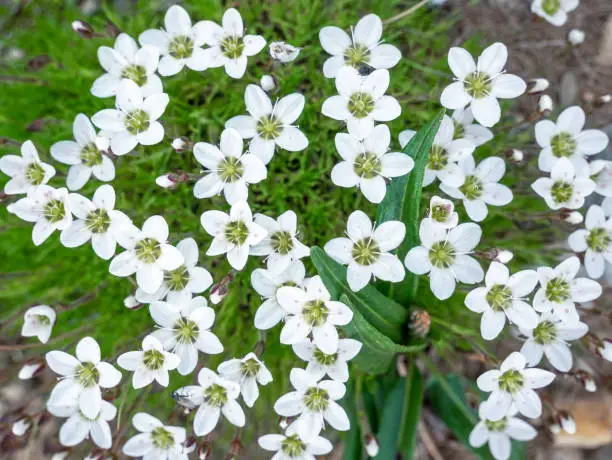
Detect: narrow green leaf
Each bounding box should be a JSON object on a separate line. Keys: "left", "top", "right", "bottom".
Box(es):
{"left": 397, "top": 363, "right": 424, "bottom": 457}
{"left": 342, "top": 379, "right": 363, "bottom": 460}
{"left": 373, "top": 377, "right": 405, "bottom": 459}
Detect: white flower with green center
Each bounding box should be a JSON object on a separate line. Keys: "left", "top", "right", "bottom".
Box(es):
{"left": 440, "top": 42, "right": 526, "bottom": 127}
{"left": 400, "top": 115, "right": 475, "bottom": 188}
{"left": 274, "top": 368, "right": 349, "bottom": 442}
{"left": 331, "top": 124, "right": 414, "bottom": 203}
{"left": 196, "top": 8, "right": 266, "bottom": 79}
{"left": 589, "top": 160, "right": 612, "bottom": 197}
{"left": 193, "top": 128, "right": 267, "bottom": 204}
{"left": 217, "top": 352, "right": 273, "bottom": 407}
{"left": 531, "top": 157, "right": 595, "bottom": 210}
{"left": 322, "top": 67, "right": 401, "bottom": 139}
{"left": 91, "top": 80, "right": 169, "bottom": 156}
{"left": 319, "top": 13, "right": 401, "bottom": 79}
{"left": 109, "top": 215, "right": 184, "bottom": 294}
{"left": 91, "top": 33, "right": 162, "bottom": 98}
{"left": 45, "top": 336, "right": 122, "bottom": 419}
{"left": 117, "top": 335, "right": 180, "bottom": 389}
{"left": 535, "top": 106, "right": 609, "bottom": 173}
{"left": 568, "top": 204, "right": 612, "bottom": 279}
{"left": 451, "top": 107, "right": 494, "bottom": 147}
{"left": 51, "top": 114, "right": 114, "bottom": 191}
{"left": 149, "top": 296, "right": 223, "bottom": 375}
{"left": 225, "top": 84, "right": 308, "bottom": 164}
{"left": 21, "top": 305, "right": 55, "bottom": 344}
{"left": 138, "top": 5, "right": 209, "bottom": 76}
{"left": 200, "top": 200, "right": 267, "bottom": 270}
{"left": 250, "top": 210, "right": 310, "bottom": 273}
{"left": 441, "top": 156, "right": 513, "bottom": 222}
{"left": 0, "top": 140, "right": 55, "bottom": 195}
{"left": 123, "top": 412, "right": 187, "bottom": 460}
{"left": 531, "top": 0, "right": 579, "bottom": 26}
{"left": 293, "top": 338, "right": 362, "bottom": 383}
{"left": 519, "top": 312, "right": 588, "bottom": 372}
{"left": 425, "top": 195, "right": 459, "bottom": 229}
{"left": 477, "top": 351, "right": 555, "bottom": 421}
{"left": 258, "top": 430, "right": 333, "bottom": 459}
{"left": 7, "top": 185, "right": 72, "bottom": 246}
{"left": 175, "top": 368, "right": 244, "bottom": 436}
{"left": 276, "top": 275, "right": 353, "bottom": 354}
{"left": 60, "top": 185, "right": 132, "bottom": 260}
{"left": 533, "top": 256, "right": 602, "bottom": 322}
{"left": 469, "top": 402, "right": 537, "bottom": 460}
{"left": 251, "top": 261, "right": 306, "bottom": 330}
{"left": 324, "top": 210, "right": 405, "bottom": 292}
{"left": 404, "top": 219, "right": 484, "bottom": 300}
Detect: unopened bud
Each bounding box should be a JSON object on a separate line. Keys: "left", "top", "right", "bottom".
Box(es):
{"left": 260, "top": 74, "right": 277, "bottom": 93}
{"left": 494, "top": 249, "right": 514, "bottom": 264}
{"left": 365, "top": 434, "right": 380, "bottom": 457}
{"left": 597, "top": 338, "right": 612, "bottom": 361}
{"left": 506, "top": 149, "right": 524, "bottom": 162}
{"left": 18, "top": 360, "right": 45, "bottom": 380}
{"left": 210, "top": 272, "right": 235, "bottom": 304}
{"left": 408, "top": 309, "right": 431, "bottom": 337}
{"left": 538, "top": 95, "right": 554, "bottom": 115}
{"left": 561, "top": 210, "right": 583, "bottom": 225}
{"left": 549, "top": 422, "right": 561, "bottom": 434}
{"left": 182, "top": 436, "right": 197, "bottom": 454}
{"left": 156, "top": 174, "right": 177, "bottom": 189}
{"left": 172, "top": 137, "right": 189, "bottom": 153}
{"left": 527, "top": 78, "right": 550, "bottom": 95}
{"left": 106, "top": 20, "right": 121, "bottom": 39}
{"left": 51, "top": 453, "right": 69, "bottom": 460}
{"left": 11, "top": 418, "right": 31, "bottom": 436}
{"left": 396, "top": 354, "right": 409, "bottom": 377}
{"left": 123, "top": 295, "right": 142, "bottom": 310}
{"left": 279, "top": 417, "right": 289, "bottom": 430}
{"left": 559, "top": 411, "right": 576, "bottom": 434}
{"left": 198, "top": 443, "right": 212, "bottom": 459}
{"left": 573, "top": 370, "right": 597, "bottom": 392}
{"left": 72, "top": 20, "right": 95, "bottom": 39}
{"left": 269, "top": 41, "right": 301, "bottom": 63}
{"left": 594, "top": 94, "right": 612, "bottom": 108}
{"left": 568, "top": 29, "right": 585, "bottom": 46}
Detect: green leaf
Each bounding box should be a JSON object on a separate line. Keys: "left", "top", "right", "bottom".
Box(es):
{"left": 311, "top": 247, "right": 407, "bottom": 342}
{"left": 397, "top": 363, "right": 424, "bottom": 457}
{"left": 342, "top": 379, "right": 363, "bottom": 460}
{"left": 376, "top": 109, "right": 445, "bottom": 304}
{"left": 374, "top": 377, "right": 405, "bottom": 459}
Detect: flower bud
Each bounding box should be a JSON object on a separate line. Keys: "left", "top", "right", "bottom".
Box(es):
{"left": 494, "top": 249, "right": 514, "bottom": 264}
{"left": 11, "top": 418, "right": 31, "bottom": 436}
{"left": 408, "top": 309, "right": 431, "bottom": 337}
{"left": 106, "top": 20, "right": 121, "bottom": 39}
{"left": 598, "top": 338, "right": 612, "bottom": 361}
{"left": 527, "top": 78, "right": 550, "bottom": 95}
{"left": 156, "top": 174, "right": 178, "bottom": 189}
{"left": 172, "top": 137, "right": 189, "bottom": 153}
{"left": 123, "top": 295, "right": 142, "bottom": 310}
{"left": 279, "top": 417, "right": 289, "bottom": 430}
{"left": 559, "top": 411, "right": 576, "bottom": 434}
{"left": 51, "top": 453, "right": 69, "bottom": 460}
{"left": 506, "top": 149, "right": 524, "bottom": 163}
{"left": 72, "top": 20, "right": 95, "bottom": 39}
{"left": 210, "top": 272, "right": 235, "bottom": 305}
{"left": 18, "top": 360, "right": 45, "bottom": 380}
{"left": 568, "top": 29, "right": 585, "bottom": 46}
{"left": 396, "top": 354, "right": 409, "bottom": 377}
{"left": 269, "top": 41, "right": 300, "bottom": 63}
{"left": 573, "top": 370, "right": 597, "bottom": 392}
{"left": 538, "top": 95, "right": 554, "bottom": 115}
{"left": 600, "top": 94, "right": 611, "bottom": 104}
{"left": 365, "top": 434, "right": 380, "bottom": 457}
{"left": 260, "top": 75, "right": 277, "bottom": 93}
{"left": 549, "top": 422, "right": 561, "bottom": 434}
{"left": 198, "top": 443, "right": 212, "bottom": 459}
{"left": 561, "top": 210, "right": 583, "bottom": 225}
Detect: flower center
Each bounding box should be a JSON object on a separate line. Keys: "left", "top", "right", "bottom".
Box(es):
{"left": 533, "top": 320, "right": 557, "bottom": 345}
{"left": 24, "top": 162, "right": 46, "bottom": 185}
{"left": 271, "top": 230, "right": 294, "bottom": 255}
{"left": 80, "top": 142, "right": 103, "bottom": 167}
{"left": 351, "top": 237, "right": 380, "bottom": 266}
{"left": 303, "top": 387, "right": 329, "bottom": 412}
{"left": 281, "top": 434, "right": 307, "bottom": 456}
{"left": 220, "top": 36, "right": 245, "bottom": 59}
{"left": 42, "top": 199, "right": 66, "bottom": 223}
{"left": 224, "top": 220, "right": 250, "bottom": 246}
{"left": 313, "top": 348, "right": 338, "bottom": 366}
{"left": 165, "top": 265, "right": 190, "bottom": 291}
{"left": 485, "top": 418, "right": 509, "bottom": 432}
{"left": 427, "top": 145, "right": 449, "bottom": 171}
{"left": 486, "top": 284, "right": 513, "bottom": 311}
{"left": 431, "top": 204, "right": 451, "bottom": 223}
{"left": 550, "top": 181, "right": 573, "bottom": 204}
{"left": 75, "top": 362, "right": 100, "bottom": 388}
{"left": 134, "top": 237, "right": 161, "bottom": 264}
{"left": 550, "top": 132, "right": 576, "bottom": 158}
{"left": 428, "top": 241, "right": 455, "bottom": 268}
{"left": 151, "top": 426, "right": 175, "bottom": 450}
{"left": 544, "top": 277, "right": 570, "bottom": 303}
{"left": 353, "top": 152, "right": 382, "bottom": 178}
{"left": 303, "top": 299, "right": 329, "bottom": 327}
{"left": 33, "top": 314, "right": 51, "bottom": 325}
{"left": 453, "top": 120, "right": 465, "bottom": 139}
{"left": 256, "top": 115, "right": 282, "bottom": 140}
{"left": 240, "top": 358, "right": 261, "bottom": 378}
{"left": 542, "top": 0, "right": 561, "bottom": 15}
{"left": 85, "top": 208, "right": 111, "bottom": 234}
{"left": 464, "top": 71, "right": 492, "bottom": 99}
{"left": 203, "top": 383, "right": 228, "bottom": 407}
{"left": 124, "top": 109, "right": 150, "bottom": 135}
{"left": 498, "top": 369, "right": 524, "bottom": 394}
{"left": 168, "top": 35, "right": 194, "bottom": 59}
{"left": 586, "top": 227, "right": 611, "bottom": 253}
{"left": 344, "top": 44, "right": 370, "bottom": 67}
{"left": 121, "top": 64, "right": 148, "bottom": 87}
{"left": 218, "top": 157, "right": 244, "bottom": 183}
{"left": 143, "top": 349, "right": 165, "bottom": 370}
{"left": 347, "top": 92, "right": 375, "bottom": 119}
{"left": 459, "top": 175, "right": 483, "bottom": 200}
{"left": 174, "top": 317, "right": 199, "bottom": 344}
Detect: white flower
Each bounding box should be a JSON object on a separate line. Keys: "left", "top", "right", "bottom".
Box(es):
{"left": 193, "top": 128, "right": 267, "bottom": 203}
{"left": 7, "top": 185, "right": 72, "bottom": 246}
{"left": 225, "top": 84, "right": 308, "bottom": 164}
{"left": 533, "top": 256, "right": 602, "bottom": 322}
{"left": 426, "top": 195, "right": 459, "bottom": 229}
{"left": 568, "top": 205, "right": 612, "bottom": 278}
{"left": 200, "top": 201, "right": 267, "bottom": 270}
{"left": 251, "top": 261, "right": 306, "bottom": 330}
{"left": 477, "top": 351, "right": 555, "bottom": 421}
{"left": 218, "top": 352, "right": 273, "bottom": 407}
{"left": 469, "top": 402, "right": 536, "bottom": 460}
{"left": 531, "top": 158, "right": 595, "bottom": 210}
{"left": 568, "top": 28, "right": 585, "bottom": 45}
{"left": 149, "top": 297, "right": 223, "bottom": 375}
{"left": 589, "top": 160, "right": 612, "bottom": 197}
{"left": 91, "top": 80, "right": 169, "bottom": 156}
{"left": 400, "top": 115, "right": 475, "bottom": 188}
{"left": 47, "top": 399, "right": 116, "bottom": 449}
{"left": 404, "top": 219, "right": 484, "bottom": 300}
{"left": 51, "top": 114, "right": 114, "bottom": 191}
{"left": 531, "top": 0, "right": 579, "bottom": 26}
{"left": 138, "top": 5, "right": 208, "bottom": 76}
{"left": 322, "top": 68, "right": 401, "bottom": 139}
{"left": 319, "top": 13, "right": 401, "bottom": 78}
{"left": 440, "top": 42, "right": 526, "bottom": 127}
{"left": 60, "top": 185, "right": 132, "bottom": 260}
{"left": 535, "top": 106, "right": 609, "bottom": 173}
{"left": 441, "top": 156, "right": 513, "bottom": 222}
{"left": 21, "top": 305, "right": 55, "bottom": 343}
{"left": 258, "top": 431, "right": 333, "bottom": 459}
{"left": 45, "top": 336, "right": 122, "bottom": 419}
{"left": 520, "top": 312, "right": 588, "bottom": 372}
{"left": 465, "top": 262, "right": 538, "bottom": 340}
{"left": 0, "top": 140, "right": 55, "bottom": 195}
{"left": 109, "top": 215, "right": 184, "bottom": 294}
{"left": 274, "top": 368, "right": 349, "bottom": 441}
{"left": 269, "top": 41, "right": 300, "bottom": 63}
{"left": 331, "top": 124, "right": 414, "bottom": 203}
{"left": 324, "top": 210, "right": 405, "bottom": 291}
{"left": 277, "top": 275, "right": 353, "bottom": 354}
{"left": 123, "top": 412, "right": 187, "bottom": 459}
{"left": 250, "top": 211, "right": 310, "bottom": 272}
{"left": 451, "top": 107, "right": 494, "bottom": 146}
{"left": 197, "top": 8, "right": 266, "bottom": 79}
{"left": 293, "top": 338, "right": 362, "bottom": 382}
{"left": 135, "top": 237, "right": 213, "bottom": 304}
{"left": 91, "top": 33, "right": 162, "bottom": 98}
{"left": 117, "top": 335, "right": 180, "bottom": 389}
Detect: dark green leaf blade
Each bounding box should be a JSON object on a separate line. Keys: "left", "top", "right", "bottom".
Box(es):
{"left": 397, "top": 363, "right": 424, "bottom": 457}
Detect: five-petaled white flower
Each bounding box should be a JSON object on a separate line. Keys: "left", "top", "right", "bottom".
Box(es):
{"left": 293, "top": 338, "right": 362, "bottom": 383}
{"left": 319, "top": 13, "right": 401, "bottom": 79}
{"left": 404, "top": 219, "right": 484, "bottom": 300}
{"left": 200, "top": 200, "right": 267, "bottom": 270}
{"left": 48, "top": 399, "right": 117, "bottom": 449}
{"left": 21, "top": 305, "right": 55, "bottom": 344}
{"left": 531, "top": 157, "right": 595, "bottom": 210}
{"left": 92, "top": 80, "right": 169, "bottom": 156}
{"left": 226, "top": 84, "right": 308, "bottom": 164}
{"left": 426, "top": 195, "right": 459, "bottom": 229}
{"left": 331, "top": 124, "right": 414, "bottom": 203}
{"left": 0, "top": 140, "right": 55, "bottom": 195}
{"left": 477, "top": 351, "right": 555, "bottom": 421}
{"left": 117, "top": 335, "right": 180, "bottom": 389}
{"left": 324, "top": 210, "right": 405, "bottom": 291}
{"left": 46, "top": 336, "right": 122, "bottom": 419}
{"left": 123, "top": 412, "right": 187, "bottom": 460}
{"left": 258, "top": 430, "right": 333, "bottom": 459}
{"left": 451, "top": 107, "right": 494, "bottom": 147}
{"left": 531, "top": 0, "right": 579, "bottom": 27}
{"left": 568, "top": 205, "right": 612, "bottom": 279}
{"left": 322, "top": 67, "right": 401, "bottom": 139}
{"left": 440, "top": 42, "right": 526, "bottom": 127}
{"left": 218, "top": 352, "right": 273, "bottom": 407}
{"left": 193, "top": 128, "right": 267, "bottom": 204}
